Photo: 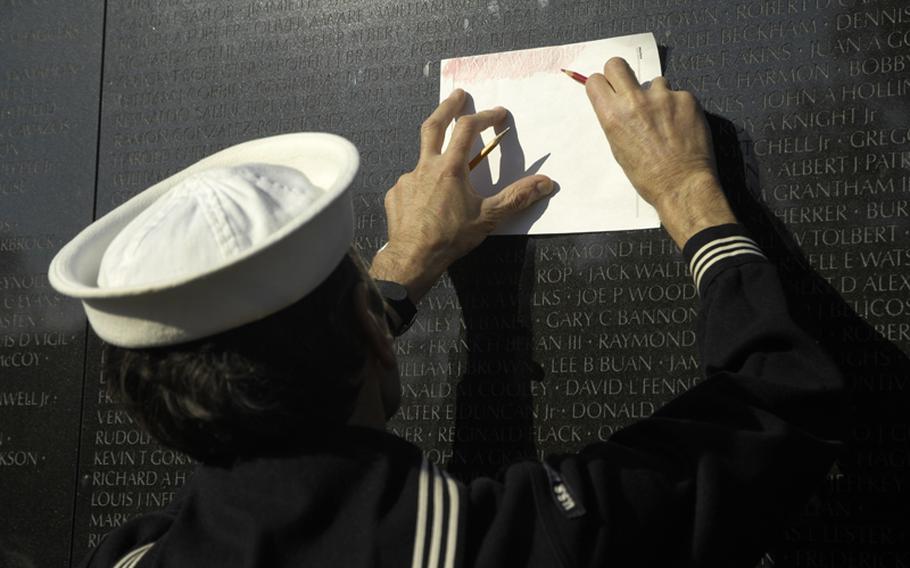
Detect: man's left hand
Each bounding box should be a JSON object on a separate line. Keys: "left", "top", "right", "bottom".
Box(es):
{"left": 370, "top": 89, "right": 554, "bottom": 302}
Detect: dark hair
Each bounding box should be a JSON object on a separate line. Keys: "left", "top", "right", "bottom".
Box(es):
{"left": 103, "top": 252, "right": 377, "bottom": 464}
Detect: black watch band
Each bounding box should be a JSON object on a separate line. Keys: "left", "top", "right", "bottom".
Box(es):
{"left": 374, "top": 280, "right": 417, "bottom": 336}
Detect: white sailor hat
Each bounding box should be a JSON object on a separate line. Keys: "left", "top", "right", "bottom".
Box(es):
{"left": 48, "top": 133, "right": 359, "bottom": 348}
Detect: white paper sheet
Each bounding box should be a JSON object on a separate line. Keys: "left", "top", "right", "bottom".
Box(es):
{"left": 439, "top": 33, "right": 662, "bottom": 235}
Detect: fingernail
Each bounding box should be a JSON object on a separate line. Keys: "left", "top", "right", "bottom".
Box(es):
{"left": 451, "top": 88, "right": 464, "bottom": 97}
{"left": 536, "top": 179, "right": 554, "bottom": 195}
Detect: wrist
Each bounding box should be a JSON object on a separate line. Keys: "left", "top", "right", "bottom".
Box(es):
{"left": 373, "top": 279, "right": 418, "bottom": 336}
{"left": 653, "top": 173, "right": 737, "bottom": 249}
{"left": 368, "top": 242, "right": 444, "bottom": 303}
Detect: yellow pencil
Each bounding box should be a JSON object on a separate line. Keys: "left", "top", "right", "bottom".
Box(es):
{"left": 468, "top": 127, "right": 511, "bottom": 171}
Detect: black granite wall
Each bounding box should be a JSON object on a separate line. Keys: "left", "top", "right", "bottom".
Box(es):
{"left": 1, "top": 1, "right": 908, "bottom": 566}
{"left": 1, "top": 1, "right": 103, "bottom": 566}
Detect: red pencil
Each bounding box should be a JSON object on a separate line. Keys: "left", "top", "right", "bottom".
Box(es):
{"left": 560, "top": 68, "right": 588, "bottom": 85}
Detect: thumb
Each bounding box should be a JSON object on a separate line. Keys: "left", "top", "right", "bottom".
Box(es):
{"left": 481, "top": 175, "right": 554, "bottom": 225}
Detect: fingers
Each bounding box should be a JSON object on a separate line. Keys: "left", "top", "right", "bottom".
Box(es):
{"left": 602, "top": 57, "right": 641, "bottom": 94}
{"left": 446, "top": 106, "right": 508, "bottom": 163}
{"left": 585, "top": 73, "right": 617, "bottom": 134}
{"left": 586, "top": 72, "right": 614, "bottom": 98}
{"left": 481, "top": 175, "right": 554, "bottom": 224}
{"left": 419, "top": 89, "right": 466, "bottom": 158}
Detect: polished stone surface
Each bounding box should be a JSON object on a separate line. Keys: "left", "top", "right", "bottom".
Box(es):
{"left": 0, "top": 1, "right": 103, "bottom": 566}
{"left": 1, "top": 1, "right": 909, "bottom": 565}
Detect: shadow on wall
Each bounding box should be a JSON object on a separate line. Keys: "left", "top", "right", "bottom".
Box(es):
{"left": 442, "top": 95, "right": 550, "bottom": 481}
{"left": 709, "top": 113, "right": 910, "bottom": 565}
{"left": 437, "top": 107, "right": 910, "bottom": 563}
{"left": 459, "top": 95, "right": 554, "bottom": 234}
{"left": 447, "top": 236, "right": 542, "bottom": 482}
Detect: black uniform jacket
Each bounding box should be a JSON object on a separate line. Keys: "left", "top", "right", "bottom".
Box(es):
{"left": 81, "top": 225, "right": 847, "bottom": 568}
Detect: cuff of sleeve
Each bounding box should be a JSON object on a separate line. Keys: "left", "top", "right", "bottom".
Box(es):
{"left": 682, "top": 224, "right": 768, "bottom": 297}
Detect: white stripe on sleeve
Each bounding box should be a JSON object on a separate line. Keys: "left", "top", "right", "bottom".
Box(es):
{"left": 690, "top": 237, "right": 761, "bottom": 277}
{"left": 689, "top": 235, "right": 766, "bottom": 292}
{"left": 441, "top": 470, "right": 460, "bottom": 568}
{"left": 427, "top": 464, "right": 446, "bottom": 568}
{"left": 113, "top": 542, "right": 155, "bottom": 568}
{"left": 410, "top": 457, "right": 430, "bottom": 568}
{"left": 689, "top": 235, "right": 757, "bottom": 273}
{"left": 693, "top": 242, "right": 764, "bottom": 285}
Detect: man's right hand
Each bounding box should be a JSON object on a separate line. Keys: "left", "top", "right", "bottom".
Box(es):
{"left": 370, "top": 89, "right": 554, "bottom": 303}
{"left": 585, "top": 58, "right": 737, "bottom": 248}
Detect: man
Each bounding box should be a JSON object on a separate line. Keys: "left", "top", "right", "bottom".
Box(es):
{"left": 52, "top": 58, "right": 846, "bottom": 567}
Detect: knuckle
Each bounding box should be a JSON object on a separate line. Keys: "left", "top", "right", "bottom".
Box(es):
{"left": 626, "top": 90, "right": 647, "bottom": 106}
{"left": 605, "top": 56, "right": 626, "bottom": 70}
{"left": 455, "top": 116, "right": 477, "bottom": 131}
{"left": 615, "top": 100, "right": 635, "bottom": 118}
{"left": 652, "top": 84, "right": 672, "bottom": 98}
{"left": 585, "top": 75, "right": 601, "bottom": 95}
{"left": 420, "top": 118, "right": 439, "bottom": 133}
{"left": 677, "top": 91, "right": 697, "bottom": 106}
{"left": 503, "top": 188, "right": 529, "bottom": 211}
{"left": 648, "top": 92, "right": 670, "bottom": 108}
{"left": 393, "top": 173, "right": 410, "bottom": 188}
